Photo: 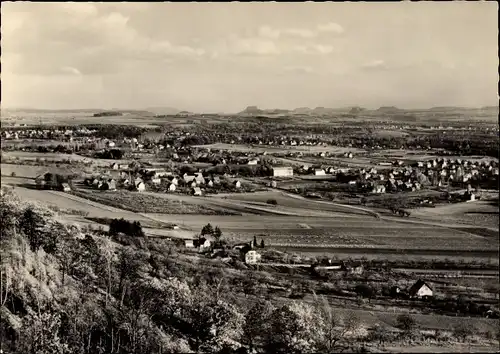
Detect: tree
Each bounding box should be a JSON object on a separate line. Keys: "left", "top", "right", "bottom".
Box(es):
{"left": 243, "top": 301, "right": 274, "bottom": 352}
{"left": 214, "top": 226, "right": 222, "bottom": 243}
{"left": 355, "top": 284, "right": 375, "bottom": 301}
{"left": 316, "top": 296, "right": 361, "bottom": 352}
{"left": 253, "top": 236, "right": 258, "bottom": 248}
{"left": 453, "top": 322, "right": 476, "bottom": 342}
{"left": 17, "top": 310, "right": 71, "bottom": 354}
{"left": 260, "top": 239, "right": 265, "bottom": 248}
{"left": 19, "top": 207, "right": 45, "bottom": 252}
{"left": 396, "top": 314, "right": 417, "bottom": 339}
{"left": 265, "top": 302, "right": 321, "bottom": 354}
{"left": 201, "top": 223, "right": 214, "bottom": 236}
{"left": 371, "top": 324, "right": 391, "bottom": 346}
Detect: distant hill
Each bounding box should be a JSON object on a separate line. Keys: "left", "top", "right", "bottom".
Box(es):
{"left": 2, "top": 108, "right": 104, "bottom": 114}
{"left": 145, "top": 106, "right": 181, "bottom": 115}
{"left": 239, "top": 106, "right": 265, "bottom": 115}
{"left": 375, "top": 106, "right": 402, "bottom": 113}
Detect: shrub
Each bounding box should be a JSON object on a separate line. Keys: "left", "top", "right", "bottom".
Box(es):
{"left": 266, "top": 199, "right": 278, "bottom": 205}
{"left": 10, "top": 172, "right": 16, "bottom": 177}
{"left": 396, "top": 314, "right": 417, "bottom": 337}
{"left": 453, "top": 322, "right": 476, "bottom": 342}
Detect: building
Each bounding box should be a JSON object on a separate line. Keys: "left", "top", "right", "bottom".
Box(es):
{"left": 135, "top": 181, "right": 146, "bottom": 192}
{"left": 314, "top": 169, "right": 326, "bottom": 176}
{"left": 60, "top": 183, "right": 71, "bottom": 192}
{"left": 272, "top": 166, "right": 294, "bottom": 177}
{"left": 192, "top": 187, "right": 202, "bottom": 196}
{"left": 184, "top": 239, "right": 195, "bottom": 248}
{"left": 234, "top": 180, "right": 241, "bottom": 188}
{"left": 269, "top": 180, "right": 277, "bottom": 188}
{"left": 409, "top": 279, "right": 433, "bottom": 299}
{"left": 247, "top": 159, "right": 259, "bottom": 165}
{"left": 151, "top": 177, "right": 161, "bottom": 185}
{"left": 372, "top": 185, "right": 386, "bottom": 194}
{"left": 344, "top": 262, "right": 364, "bottom": 275}
{"left": 100, "top": 179, "right": 117, "bottom": 191}
{"left": 245, "top": 250, "right": 262, "bottom": 264}
{"left": 168, "top": 183, "right": 177, "bottom": 192}
{"left": 199, "top": 235, "right": 215, "bottom": 252}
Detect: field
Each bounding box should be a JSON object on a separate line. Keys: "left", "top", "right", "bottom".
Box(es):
{"left": 194, "top": 143, "right": 366, "bottom": 154}
{"left": 411, "top": 201, "right": 499, "bottom": 229}
{"left": 71, "top": 189, "right": 237, "bottom": 215}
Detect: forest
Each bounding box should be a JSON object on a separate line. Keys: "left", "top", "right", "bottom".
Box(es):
{"left": 0, "top": 188, "right": 375, "bottom": 354}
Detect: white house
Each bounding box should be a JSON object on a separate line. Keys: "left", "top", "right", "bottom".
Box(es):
{"left": 192, "top": 187, "right": 202, "bottom": 196}
{"left": 168, "top": 183, "right": 177, "bottom": 192}
{"left": 184, "top": 239, "right": 195, "bottom": 248}
{"left": 409, "top": 280, "right": 433, "bottom": 299}
{"left": 245, "top": 250, "right": 262, "bottom": 264}
{"left": 234, "top": 180, "right": 241, "bottom": 188}
{"left": 314, "top": 169, "right": 326, "bottom": 176}
{"left": 151, "top": 177, "right": 162, "bottom": 185}
{"left": 272, "top": 166, "right": 294, "bottom": 177}
{"left": 372, "top": 185, "right": 386, "bottom": 194}
{"left": 247, "top": 159, "right": 259, "bottom": 165}
{"left": 135, "top": 181, "right": 146, "bottom": 192}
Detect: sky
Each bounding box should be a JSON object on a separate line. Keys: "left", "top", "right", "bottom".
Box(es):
{"left": 2, "top": 2, "right": 498, "bottom": 112}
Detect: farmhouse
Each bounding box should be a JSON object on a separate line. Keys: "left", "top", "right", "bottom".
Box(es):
{"left": 343, "top": 262, "right": 364, "bottom": 275}
{"left": 199, "top": 235, "right": 215, "bottom": 252}
{"left": 247, "top": 159, "right": 259, "bottom": 165}
{"left": 184, "top": 239, "right": 195, "bottom": 248}
{"left": 100, "top": 180, "right": 117, "bottom": 191}
{"left": 372, "top": 185, "right": 386, "bottom": 194}
{"left": 234, "top": 180, "right": 241, "bottom": 188}
{"left": 60, "top": 183, "right": 71, "bottom": 192}
{"left": 314, "top": 169, "right": 326, "bottom": 176}
{"left": 168, "top": 183, "right": 177, "bottom": 192}
{"left": 272, "top": 166, "right": 294, "bottom": 177}
{"left": 135, "top": 181, "right": 146, "bottom": 192}
{"left": 192, "top": 187, "right": 202, "bottom": 196}
{"left": 409, "top": 279, "right": 433, "bottom": 299}
{"left": 245, "top": 250, "right": 262, "bottom": 264}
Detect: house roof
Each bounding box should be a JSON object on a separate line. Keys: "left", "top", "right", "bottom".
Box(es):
{"left": 408, "top": 279, "right": 432, "bottom": 296}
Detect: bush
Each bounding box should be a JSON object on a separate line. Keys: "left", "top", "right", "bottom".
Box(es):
{"left": 10, "top": 172, "right": 16, "bottom": 177}
{"left": 396, "top": 314, "right": 417, "bottom": 335}
{"left": 109, "top": 218, "right": 145, "bottom": 237}
{"left": 266, "top": 199, "right": 278, "bottom": 205}
{"left": 453, "top": 322, "right": 476, "bottom": 342}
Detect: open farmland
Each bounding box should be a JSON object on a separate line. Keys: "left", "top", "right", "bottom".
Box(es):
{"left": 0, "top": 163, "right": 83, "bottom": 178}
{"left": 194, "top": 142, "right": 366, "bottom": 154}
{"left": 71, "top": 189, "right": 238, "bottom": 215}
{"left": 411, "top": 200, "right": 499, "bottom": 229}
{"left": 211, "top": 191, "right": 373, "bottom": 216}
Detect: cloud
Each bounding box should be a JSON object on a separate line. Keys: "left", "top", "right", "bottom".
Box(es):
{"left": 258, "top": 23, "right": 344, "bottom": 40}
{"left": 292, "top": 44, "right": 335, "bottom": 55}
{"left": 258, "top": 25, "right": 281, "bottom": 39}
{"left": 283, "top": 66, "right": 314, "bottom": 74}
{"left": 317, "top": 22, "right": 344, "bottom": 34}
{"left": 227, "top": 37, "right": 281, "bottom": 56}
{"left": 362, "top": 59, "right": 387, "bottom": 70}
{"left": 4, "top": 3, "right": 206, "bottom": 76}
{"left": 60, "top": 66, "right": 82, "bottom": 76}
{"left": 282, "top": 28, "right": 317, "bottom": 39}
